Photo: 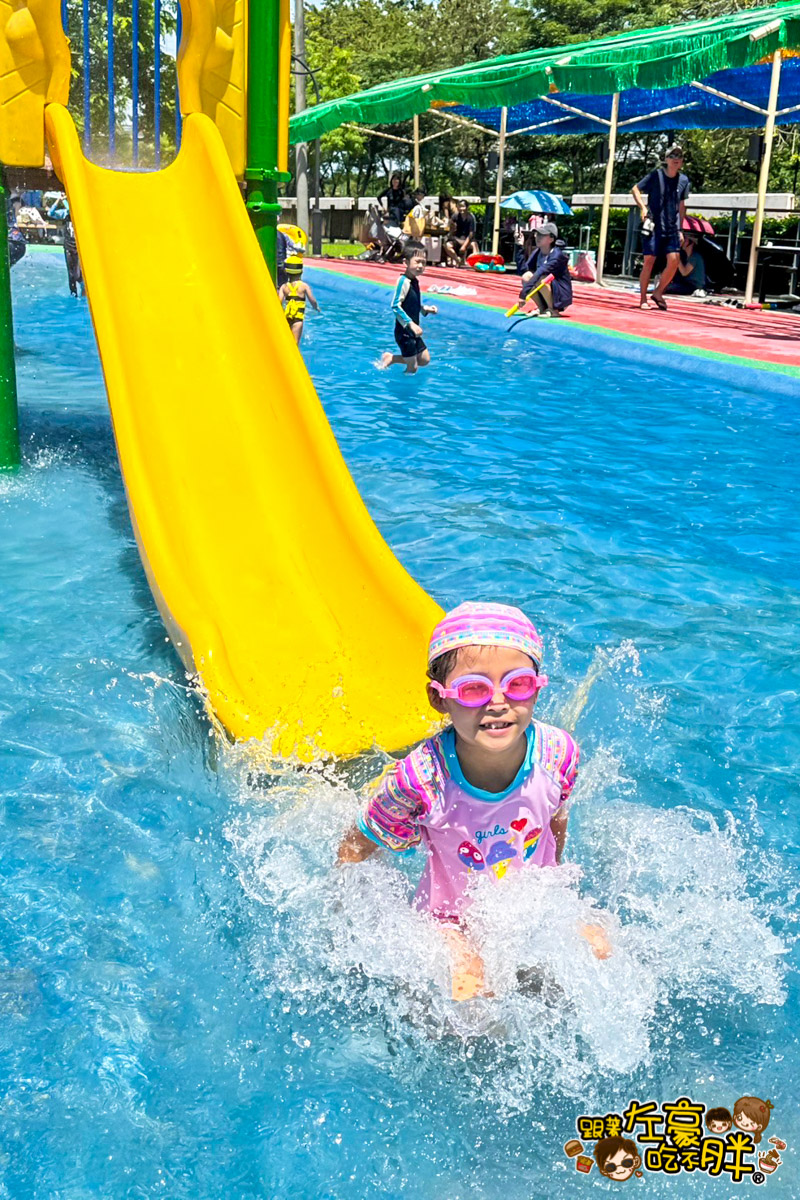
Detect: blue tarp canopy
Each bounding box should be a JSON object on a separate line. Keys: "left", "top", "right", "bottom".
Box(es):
{"left": 448, "top": 58, "right": 800, "bottom": 137}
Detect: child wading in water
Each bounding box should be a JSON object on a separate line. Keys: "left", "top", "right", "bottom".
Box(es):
{"left": 277, "top": 255, "right": 319, "bottom": 344}
{"left": 380, "top": 240, "right": 437, "bottom": 374}
{"left": 339, "top": 602, "right": 611, "bottom": 999}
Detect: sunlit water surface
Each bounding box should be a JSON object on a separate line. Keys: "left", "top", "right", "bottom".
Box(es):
{"left": 1, "top": 250, "right": 798, "bottom": 1197}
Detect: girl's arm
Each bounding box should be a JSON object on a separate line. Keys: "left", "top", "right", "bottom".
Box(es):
{"left": 304, "top": 283, "right": 320, "bottom": 310}
{"left": 277, "top": 283, "right": 287, "bottom": 302}
{"left": 550, "top": 805, "right": 569, "bottom": 864}
{"left": 391, "top": 276, "right": 413, "bottom": 326}
{"left": 341, "top": 741, "right": 437, "bottom": 864}
{"left": 337, "top": 824, "right": 379, "bottom": 863}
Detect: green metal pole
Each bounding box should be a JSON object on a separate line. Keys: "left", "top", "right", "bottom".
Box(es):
{"left": 0, "top": 170, "right": 20, "bottom": 471}
{"left": 246, "top": 0, "right": 290, "bottom": 280}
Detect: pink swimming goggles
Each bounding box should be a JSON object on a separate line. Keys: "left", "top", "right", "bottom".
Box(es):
{"left": 429, "top": 667, "right": 549, "bottom": 708}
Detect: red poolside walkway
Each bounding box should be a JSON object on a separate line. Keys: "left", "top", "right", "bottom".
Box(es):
{"left": 312, "top": 257, "right": 800, "bottom": 374}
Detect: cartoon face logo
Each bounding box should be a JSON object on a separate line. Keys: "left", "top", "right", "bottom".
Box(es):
{"left": 457, "top": 841, "right": 485, "bottom": 871}
{"left": 706, "top": 1107, "right": 732, "bottom": 1135}
{"left": 485, "top": 840, "right": 517, "bottom": 879}
{"left": 735, "top": 1111, "right": 759, "bottom": 1133}
{"left": 594, "top": 1137, "right": 642, "bottom": 1181}
{"left": 733, "top": 1096, "right": 774, "bottom": 1143}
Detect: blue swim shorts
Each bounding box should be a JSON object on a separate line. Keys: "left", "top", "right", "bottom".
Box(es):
{"left": 394, "top": 324, "right": 427, "bottom": 359}
{"left": 641, "top": 228, "right": 681, "bottom": 257}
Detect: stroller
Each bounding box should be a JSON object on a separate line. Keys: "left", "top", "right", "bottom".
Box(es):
{"left": 359, "top": 203, "right": 407, "bottom": 263}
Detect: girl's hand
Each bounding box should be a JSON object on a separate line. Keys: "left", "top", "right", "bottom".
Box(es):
{"left": 425, "top": 305, "right": 438, "bottom": 315}
{"left": 579, "top": 923, "right": 613, "bottom": 960}
{"left": 337, "top": 825, "right": 378, "bottom": 864}
{"left": 409, "top": 321, "right": 423, "bottom": 336}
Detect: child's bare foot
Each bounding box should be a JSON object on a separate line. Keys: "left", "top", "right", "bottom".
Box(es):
{"left": 579, "top": 922, "right": 613, "bottom": 959}
{"left": 378, "top": 352, "right": 393, "bottom": 369}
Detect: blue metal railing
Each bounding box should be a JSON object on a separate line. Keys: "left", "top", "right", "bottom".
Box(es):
{"left": 81, "top": 0, "right": 91, "bottom": 151}
{"left": 175, "top": 1, "right": 182, "bottom": 151}
{"left": 107, "top": 0, "right": 115, "bottom": 156}
{"left": 132, "top": 0, "right": 139, "bottom": 163}
{"left": 65, "top": 0, "right": 182, "bottom": 168}
{"left": 154, "top": 0, "right": 161, "bottom": 163}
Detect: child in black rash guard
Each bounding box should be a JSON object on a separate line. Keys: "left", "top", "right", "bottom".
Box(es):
{"left": 379, "top": 241, "right": 438, "bottom": 375}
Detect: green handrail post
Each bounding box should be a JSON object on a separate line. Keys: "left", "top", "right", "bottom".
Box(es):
{"left": 246, "top": 0, "right": 290, "bottom": 280}
{"left": 0, "top": 170, "right": 21, "bottom": 471}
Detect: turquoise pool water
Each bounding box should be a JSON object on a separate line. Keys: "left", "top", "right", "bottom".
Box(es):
{"left": 2, "top": 250, "right": 798, "bottom": 1197}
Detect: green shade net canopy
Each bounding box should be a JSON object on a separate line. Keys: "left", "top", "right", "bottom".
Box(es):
{"left": 289, "top": 2, "right": 800, "bottom": 143}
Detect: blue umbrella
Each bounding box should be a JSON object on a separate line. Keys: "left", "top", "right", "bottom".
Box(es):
{"left": 501, "top": 190, "right": 573, "bottom": 215}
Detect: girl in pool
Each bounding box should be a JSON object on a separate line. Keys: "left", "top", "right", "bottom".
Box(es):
{"left": 733, "top": 1097, "right": 774, "bottom": 1143}
{"left": 338, "top": 601, "right": 611, "bottom": 998}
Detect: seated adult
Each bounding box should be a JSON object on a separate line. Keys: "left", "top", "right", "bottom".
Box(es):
{"left": 435, "top": 194, "right": 457, "bottom": 231}
{"left": 403, "top": 189, "right": 428, "bottom": 238}
{"left": 513, "top": 221, "right": 573, "bottom": 316}
{"left": 664, "top": 231, "right": 707, "bottom": 295}
{"left": 445, "top": 199, "right": 479, "bottom": 265}
{"left": 47, "top": 194, "right": 69, "bottom": 221}
{"left": 378, "top": 174, "right": 411, "bottom": 227}
{"left": 16, "top": 204, "right": 46, "bottom": 228}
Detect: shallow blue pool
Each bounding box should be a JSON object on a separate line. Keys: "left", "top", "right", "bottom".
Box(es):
{"left": 2, "top": 249, "right": 799, "bottom": 1197}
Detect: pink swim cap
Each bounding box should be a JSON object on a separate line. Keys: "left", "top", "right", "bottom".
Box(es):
{"left": 428, "top": 602, "right": 544, "bottom": 671}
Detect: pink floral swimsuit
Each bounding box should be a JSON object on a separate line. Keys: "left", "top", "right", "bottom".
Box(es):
{"left": 359, "top": 722, "right": 579, "bottom": 922}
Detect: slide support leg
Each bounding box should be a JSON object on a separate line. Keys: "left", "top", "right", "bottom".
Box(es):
{"left": 0, "top": 172, "right": 20, "bottom": 472}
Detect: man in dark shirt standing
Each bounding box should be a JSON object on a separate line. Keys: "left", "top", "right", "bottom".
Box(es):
{"left": 631, "top": 144, "right": 690, "bottom": 311}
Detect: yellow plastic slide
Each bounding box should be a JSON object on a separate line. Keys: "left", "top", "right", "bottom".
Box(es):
{"left": 45, "top": 103, "right": 442, "bottom": 759}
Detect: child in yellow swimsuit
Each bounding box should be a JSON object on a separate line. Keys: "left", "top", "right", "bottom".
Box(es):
{"left": 277, "top": 255, "right": 320, "bottom": 345}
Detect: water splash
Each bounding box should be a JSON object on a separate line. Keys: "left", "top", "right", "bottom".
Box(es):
{"left": 222, "top": 702, "right": 788, "bottom": 1112}
{"left": 0, "top": 446, "right": 71, "bottom": 500}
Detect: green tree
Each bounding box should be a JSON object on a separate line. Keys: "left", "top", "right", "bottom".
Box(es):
{"left": 302, "top": 0, "right": 529, "bottom": 196}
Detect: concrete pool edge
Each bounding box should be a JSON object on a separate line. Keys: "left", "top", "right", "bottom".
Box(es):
{"left": 308, "top": 265, "right": 800, "bottom": 396}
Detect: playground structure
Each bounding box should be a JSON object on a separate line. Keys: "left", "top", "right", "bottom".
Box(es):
{"left": 0, "top": 0, "right": 442, "bottom": 759}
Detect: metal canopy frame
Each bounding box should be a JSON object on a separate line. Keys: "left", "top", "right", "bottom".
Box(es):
{"left": 438, "top": 51, "right": 785, "bottom": 294}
